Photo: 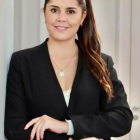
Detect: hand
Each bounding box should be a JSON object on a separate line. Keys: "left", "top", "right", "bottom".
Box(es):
{"left": 68, "top": 137, "right": 104, "bottom": 140}
{"left": 68, "top": 137, "right": 73, "bottom": 140}
{"left": 80, "top": 138, "right": 104, "bottom": 140}
{"left": 24, "top": 115, "right": 68, "bottom": 140}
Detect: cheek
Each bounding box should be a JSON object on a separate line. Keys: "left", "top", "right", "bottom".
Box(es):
{"left": 70, "top": 20, "right": 80, "bottom": 27}
{"left": 68, "top": 20, "right": 81, "bottom": 31}
{"left": 45, "top": 15, "right": 55, "bottom": 25}
{"left": 68, "top": 16, "right": 81, "bottom": 27}
{"left": 45, "top": 17, "right": 56, "bottom": 30}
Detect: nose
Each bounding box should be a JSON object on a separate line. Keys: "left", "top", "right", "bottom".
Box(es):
{"left": 56, "top": 11, "right": 67, "bottom": 22}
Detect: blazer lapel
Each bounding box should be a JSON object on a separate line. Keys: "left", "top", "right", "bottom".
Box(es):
{"left": 38, "top": 38, "right": 84, "bottom": 119}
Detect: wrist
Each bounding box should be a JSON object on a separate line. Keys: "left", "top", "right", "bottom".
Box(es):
{"left": 62, "top": 121, "right": 69, "bottom": 133}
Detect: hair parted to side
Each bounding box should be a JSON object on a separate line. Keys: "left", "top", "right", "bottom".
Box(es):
{"left": 43, "top": 0, "right": 114, "bottom": 103}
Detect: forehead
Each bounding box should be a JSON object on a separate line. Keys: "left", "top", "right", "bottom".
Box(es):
{"left": 47, "top": 0, "right": 79, "bottom": 7}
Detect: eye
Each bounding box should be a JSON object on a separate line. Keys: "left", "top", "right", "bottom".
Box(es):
{"left": 51, "top": 8, "right": 58, "bottom": 13}
{"left": 50, "top": 8, "right": 75, "bottom": 14}
{"left": 68, "top": 10, "right": 75, "bottom": 14}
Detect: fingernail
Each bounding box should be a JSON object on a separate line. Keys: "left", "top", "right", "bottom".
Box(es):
{"left": 24, "top": 125, "right": 26, "bottom": 129}
{"left": 30, "top": 136, "right": 32, "bottom": 140}
{"left": 40, "top": 137, "right": 42, "bottom": 140}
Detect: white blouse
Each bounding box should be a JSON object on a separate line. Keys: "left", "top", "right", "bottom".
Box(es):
{"left": 62, "top": 88, "right": 72, "bottom": 107}
{"left": 63, "top": 89, "right": 103, "bottom": 140}
{"left": 62, "top": 88, "right": 74, "bottom": 135}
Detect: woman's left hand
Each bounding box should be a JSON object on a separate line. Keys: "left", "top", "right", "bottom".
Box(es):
{"left": 24, "top": 115, "right": 68, "bottom": 140}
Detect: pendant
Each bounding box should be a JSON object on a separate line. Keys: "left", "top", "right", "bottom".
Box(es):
{"left": 59, "top": 71, "right": 64, "bottom": 77}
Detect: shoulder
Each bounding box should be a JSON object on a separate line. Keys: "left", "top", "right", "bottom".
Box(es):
{"left": 13, "top": 43, "right": 41, "bottom": 58}
{"left": 11, "top": 40, "right": 46, "bottom": 64}
{"left": 8, "top": 41, "right": 46, "bottom": 70}
{"left": 101, "top": 52, "right": 114, "bottom": 69}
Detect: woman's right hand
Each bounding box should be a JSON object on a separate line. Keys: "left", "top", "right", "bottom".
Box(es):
{"left": 68, "top": 137, "right": 73, "bottom": 140}
{"left": 68, "top": 137, "right": 104, "bottom": 140}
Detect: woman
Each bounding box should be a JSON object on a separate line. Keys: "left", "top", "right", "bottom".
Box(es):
{"left": 4, "top": 0, "right": 133, "bottom": 140}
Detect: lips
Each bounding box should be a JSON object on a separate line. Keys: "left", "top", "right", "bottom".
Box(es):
{"left": 55, "top": 26, "right": 69, "bottom": 29}
{"left": 55, "top": 26, "right": 69, "bottom": 31}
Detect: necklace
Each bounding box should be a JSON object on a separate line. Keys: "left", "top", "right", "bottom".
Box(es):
{"left": 50, "top": 47, "right": 78, "bottom": 77}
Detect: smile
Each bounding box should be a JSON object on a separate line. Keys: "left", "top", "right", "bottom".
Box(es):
{"left": 55, "top": 26, "right": 69, "bottom": 32}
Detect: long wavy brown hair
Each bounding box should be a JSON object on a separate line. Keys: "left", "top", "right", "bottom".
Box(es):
{"left": 43, "top": 0, "right": 114, "bottom": 103}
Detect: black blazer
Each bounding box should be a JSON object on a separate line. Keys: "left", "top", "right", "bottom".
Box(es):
{"left": 4, "top": 38, "right": 133, "bottom": 140}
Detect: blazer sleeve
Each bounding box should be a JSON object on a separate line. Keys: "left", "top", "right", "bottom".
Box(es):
{"left": 4, "top": 52, "right": 33, "bottom": 140}
{"left": 67, "top": 55, "right": 134, "bottom": 140}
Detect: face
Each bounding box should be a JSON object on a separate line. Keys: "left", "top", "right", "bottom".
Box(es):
{"left": 43, "top": 0, "right": 86, "bottom": 41}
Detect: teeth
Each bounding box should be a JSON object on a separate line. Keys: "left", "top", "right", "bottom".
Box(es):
{"left": 57, "top": 27, "right": 66, "bottom": 29}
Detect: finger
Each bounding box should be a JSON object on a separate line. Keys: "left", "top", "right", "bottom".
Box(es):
{"left": 40, "top": 118, "right": 50, "bottom": 140}
{"left": 81, "top": 138, "right": 98, "bottom": 140}
{"left": 36, "top": 121, "right": 43, "bottom": 140}
{"left": 68, "top": 137, "right": 73, "bottom": 140}
{"left": 39, "top": 119, "right": 45, "bottom": 140}
{"left": 36, "top": 118, "right": 46, "bottom": 140}
{"left": 25, "top": 117, "right": 40, "bottom": 129}
{"left": 30, "top": 117, "right": 43, "bottom": 140}
{"left": 40, "top": 126, "right": 45, "bottom": 140}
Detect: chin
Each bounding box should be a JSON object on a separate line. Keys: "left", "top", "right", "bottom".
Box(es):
{"left": 52, "top": 35, "right": 71, "bottom": 41}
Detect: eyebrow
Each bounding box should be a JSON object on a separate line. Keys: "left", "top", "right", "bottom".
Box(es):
{"left": 49, "top": 5, "right": 77, "bottom": 10}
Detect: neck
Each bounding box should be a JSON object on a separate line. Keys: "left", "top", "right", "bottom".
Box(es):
{"left": 47, "top": 37, "right": 78, "bottom": 56}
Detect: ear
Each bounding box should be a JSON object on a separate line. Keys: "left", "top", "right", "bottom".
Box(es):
{"left": 43, "top": 9, "right": 45, "bottom": 14}
{"left": 43, "top": 9, "right": 46, "bottom": 18}
{"left": 81, "top": 11, "right": 87, "bottom": 24}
